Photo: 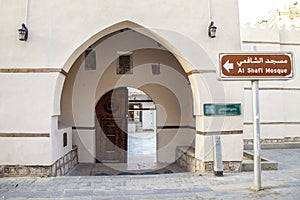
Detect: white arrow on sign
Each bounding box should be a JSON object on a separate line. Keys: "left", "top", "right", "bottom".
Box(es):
{"left": 223, "top": 59, "right": 234, "bottom": 73}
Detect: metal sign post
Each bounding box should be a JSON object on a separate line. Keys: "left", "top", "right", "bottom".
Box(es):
{"left": 218, "top": 52, "right": 294, "bottom": 191}
{"left": 252, "top": 80, "right": 262, "bottom": 191}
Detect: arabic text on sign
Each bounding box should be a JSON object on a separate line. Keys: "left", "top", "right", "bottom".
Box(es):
{"left": 236, "top": 57, "right": 288, "bottom": 67}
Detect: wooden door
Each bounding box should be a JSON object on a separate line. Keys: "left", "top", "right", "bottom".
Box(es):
{"left": 95, "top": 88, "right": 128, "bottom": 163}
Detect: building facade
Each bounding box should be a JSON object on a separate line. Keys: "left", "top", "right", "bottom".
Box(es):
{"left": 0, "top": 0, "right": 297, "bottom": 177}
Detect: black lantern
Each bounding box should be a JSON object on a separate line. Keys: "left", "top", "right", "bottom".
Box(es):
{"left": 18, "top": 23, "right": 28, "bottom": 41}
{"left": 208, "top": 21, "right": 217, "bottom": 38}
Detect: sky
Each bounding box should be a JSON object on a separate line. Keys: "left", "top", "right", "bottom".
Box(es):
{"left": 238, "top": 0, "right": 297, "bottom": 24}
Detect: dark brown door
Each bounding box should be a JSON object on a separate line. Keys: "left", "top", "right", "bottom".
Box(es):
{"left": 95, "top": 87, "right": 128, "bottom": 163}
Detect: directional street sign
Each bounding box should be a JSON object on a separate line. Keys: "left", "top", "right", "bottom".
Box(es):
{"left": 219, "top": 53, "right": 294, "bottom": 80}
{"left": 218, "top": 52, "right": 294, "bottom": 190}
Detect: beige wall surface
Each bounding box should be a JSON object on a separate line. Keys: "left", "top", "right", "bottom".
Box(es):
{"left": 0, "top": 138, "right": 51, "bottom": 165}
{"left": 241, "top": 25, "right": 300, "bottom": 140}
{"left": 0, "top": 0, "right": 244, "bottom": 165}
{"left": 0, "top": 73, "right": 59, "bottom": 132}
{"left": 0, "top": 0, "right": 240, "bottom": 70}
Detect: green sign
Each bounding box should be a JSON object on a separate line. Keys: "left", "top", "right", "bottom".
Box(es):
{"left": 204, "top": 104, "right": 241, "bottom": 116}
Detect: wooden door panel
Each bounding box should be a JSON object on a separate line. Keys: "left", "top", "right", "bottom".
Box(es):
{"left": 95, "top": 88, "right": 128, "bottom": 163}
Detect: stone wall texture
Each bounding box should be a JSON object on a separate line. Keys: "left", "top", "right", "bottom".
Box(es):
{"left": 0, "top": 147, "right": 78, "bottom": 177}
{"left": 244, "top": 137, "right": 300, "bottom": 145}
{"left": 176, "top": 146, "right": 242, "bottom": 173}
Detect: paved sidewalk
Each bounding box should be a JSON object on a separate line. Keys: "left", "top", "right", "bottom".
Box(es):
{"left": 0, "top": 149, "right": 300, "bottom": 199}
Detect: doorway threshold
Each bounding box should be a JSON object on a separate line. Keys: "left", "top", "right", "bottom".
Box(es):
{"left": 66, "top": 162, "right": 186, "bottom": 176}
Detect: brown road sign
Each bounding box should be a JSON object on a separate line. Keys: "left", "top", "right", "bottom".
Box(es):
{"left": 219, "top": 53, "right": 294, "bottom": 80}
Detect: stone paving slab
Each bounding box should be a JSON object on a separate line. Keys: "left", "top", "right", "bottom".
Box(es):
{"left": 0, "top": 149, "right": 300, "bottom": 199}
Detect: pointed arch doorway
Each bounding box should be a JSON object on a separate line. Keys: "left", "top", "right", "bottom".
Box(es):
{"left": 95, "top": 87, "right": 157, "bottom": 166}
{"left": 58, "top": 20, "right": 198, "bottom": 171}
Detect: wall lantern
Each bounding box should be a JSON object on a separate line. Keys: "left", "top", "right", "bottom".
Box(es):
{"left": 208, "top": 21, "right": 217, "bottom": 38}
{"left": 18, "top": 23, "right": 28, "bottom": 41}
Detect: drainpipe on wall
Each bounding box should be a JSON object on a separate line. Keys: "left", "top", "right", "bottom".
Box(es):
{"left": 25, "top": 0, "right": 29, "bottom": 25}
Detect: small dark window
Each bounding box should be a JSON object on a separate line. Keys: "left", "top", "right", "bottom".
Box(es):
{"left": 63, "top": 132, "right": 67, "bottom": 147}
{"left": 85, "top": 49, "right": 96, "bottom": 70}
{"left": 117, "top": 55, "right": 132, "bottom": 74}
{"left": 152, "top": 64, "right": 160, "bottom": 75}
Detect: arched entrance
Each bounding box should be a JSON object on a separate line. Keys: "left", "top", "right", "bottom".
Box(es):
{"left": 58, "top": 25, "right": 196, "bottom": 166}
{"left": 58, "top": 20, "right": 245, "bottom": 175}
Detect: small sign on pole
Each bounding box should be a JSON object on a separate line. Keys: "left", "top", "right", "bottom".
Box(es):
{"left": 218, "top": 52, "right": 294, "bottom": 191}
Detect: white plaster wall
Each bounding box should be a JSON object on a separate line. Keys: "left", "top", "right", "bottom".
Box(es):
{"left": 192, "top": 72, "right": 244, "bottom": 162}
{"left": 51, "top": 116, "right": 72, "bottom": 163}
{"left": 0, "top": 0, "right": 240, "bottom": 72}
{"left": 195, "top": 134, "right": 243, "bottom": 161}
{"left": 0, "top": 138, "right": 51, "bottom": 165}
{"left": 53, "top": 74, "right": 66, "bottom": 116}
{"left": 53, "top": 127, "right": 72, "bottom": 160}
{"left": 284, "top": 124, "right": 300, "bottom": 138}
{"left": 240, "top": 24, "right": 280, "bottom": 42}
{"left": 192, "top": 73, "right": 244, "bottom": 132}
{"left": 0, "top": 72, "right": 69, "bottom": 165}
{"left": 243, "top": 90, "right": 300, "bottom": 139}
{"left": 281, "top": 45, "right": 300, "bottom": 87}
{"left": 244, "top": 90, "right": 284, "bottom": 122}
{"left": 59, "top": 57, "right": 81, "bottom": 126}
{"left": 158, "top": 129, "right": 195, "bottom": 163}
{"left": 241, "top": 25, "right": 300, "bottom": 140}
{"left": 197, "top": 116, "right": 244, "bottom": 133}
{"left": 72, "top": 130, "right": 95, "bottom": 163}
{"left": 0, "top": 73, "right": 59, "bottom": 132}
{"left": 283, "top": 90, "right": 300, "bottom": 121}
